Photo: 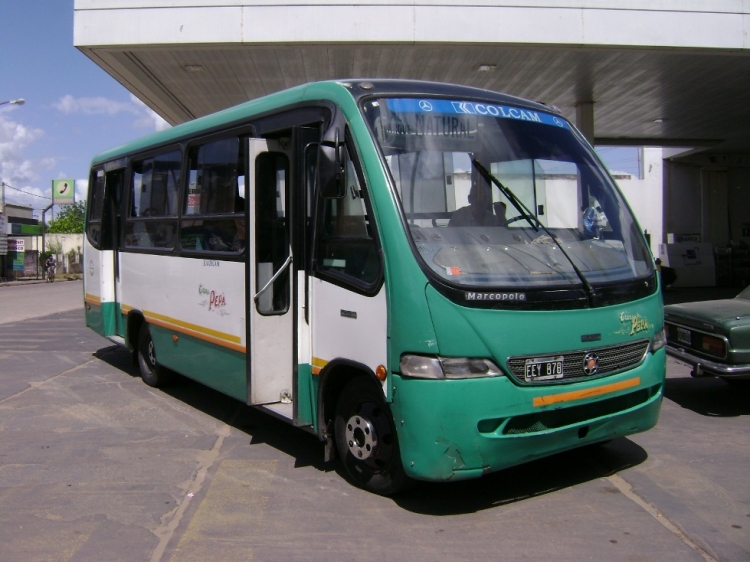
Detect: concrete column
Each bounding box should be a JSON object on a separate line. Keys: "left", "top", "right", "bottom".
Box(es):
{"left": 575, "top": 101, "right": 595, "bottom": 145}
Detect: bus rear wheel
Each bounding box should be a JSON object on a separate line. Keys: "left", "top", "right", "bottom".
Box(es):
{"left": 137, "top": 323, "right": 171, "bottom": 387}
{"left": 334, "top": 377, "right": 410, "bottom": 495}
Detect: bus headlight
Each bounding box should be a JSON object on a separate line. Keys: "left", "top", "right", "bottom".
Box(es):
{"left": 651, "top": 328, "right": 666, "bottom": 353}
{"left": 400, "top": 355, "right": 504, "bottom": 379}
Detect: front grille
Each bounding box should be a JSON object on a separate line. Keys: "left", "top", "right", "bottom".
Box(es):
{"left": 506, "top": 339, "right": 650, "bottom": 384}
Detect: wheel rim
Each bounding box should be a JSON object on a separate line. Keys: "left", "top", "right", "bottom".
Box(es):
{"left": 345, "top": 414, "right": 378, "bottom": 460}
{"left": 344, "top": 400, "right": 396, "bottom": 471}
{"left": 147, "top": 339, "right": 156, "bottom": 367}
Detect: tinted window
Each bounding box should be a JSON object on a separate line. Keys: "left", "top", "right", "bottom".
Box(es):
{"left": 181, "top": 137, "right": 246, "bottom": 253}
{"left": 124, "top": 149, "right": 181, "bottom": 249}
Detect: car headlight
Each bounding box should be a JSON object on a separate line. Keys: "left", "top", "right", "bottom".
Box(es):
{"left": 400, "top": 355, "right": 504, "bottom": 379}
{"left": 651, "top": 328, "right": 666, "bottom": 352}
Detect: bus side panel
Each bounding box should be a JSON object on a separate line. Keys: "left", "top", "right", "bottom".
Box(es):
{"left": 309, "top": 279, "right": 388, "bottom": 402}
{"left": 296, "top": 271, "right": 314, "bottom": 426}
{"left": 119, "top": 253, "right": 247, "bottom": 401}
{"left": 83, "top": 238, "right": 117, "bottom": 337}
{"left": 151, "top": 325, "right": 246, "bottom": 401}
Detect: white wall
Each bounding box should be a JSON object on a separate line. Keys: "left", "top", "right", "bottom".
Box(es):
{"left": 615, "top": 147, "right": 663, "bottom": 258}
{"left": 46, "top": 233, "right": 84, "bottom": 255}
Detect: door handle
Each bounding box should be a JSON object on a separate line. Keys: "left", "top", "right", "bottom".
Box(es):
{"left": 254, "top": 254, "right": 292, "bottom": 303}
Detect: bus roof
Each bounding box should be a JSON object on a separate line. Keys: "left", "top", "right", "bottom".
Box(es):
{"left": 90, "top": 79, "right": 559, "bottom": 166}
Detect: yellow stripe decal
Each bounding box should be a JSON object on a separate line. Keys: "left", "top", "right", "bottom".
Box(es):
{"left": 533, "top": 377, "right": 641, "bottom": 407}
{"left": 311, "top": 356, "right": 328, "bottom": 376}
{"left": 115, "top": 306, "right": 245, "bottom": 353}
{"left": 143, "top": 309, "right": 241, "bottom": 344}
{"left": 84, "top": 293, "right": 101, "bottom": 305}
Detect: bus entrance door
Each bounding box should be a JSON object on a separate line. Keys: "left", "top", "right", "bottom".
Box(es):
{"left": 248, "top": 139, "right": 294, "bottom": 413}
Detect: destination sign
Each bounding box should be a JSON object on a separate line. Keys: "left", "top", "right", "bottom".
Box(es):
{"left": 386, "top": 99, "right": 568, "bottom": 129}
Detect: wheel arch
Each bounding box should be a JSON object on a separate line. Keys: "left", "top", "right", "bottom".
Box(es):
{"left": 316, "top": 359, "right": 384, "bottom": 438}
{"left": 126, "top": 310, "right": 146, "bottom": 355}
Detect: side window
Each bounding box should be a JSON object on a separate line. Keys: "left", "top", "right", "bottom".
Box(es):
{"left": 181, "top": 137, "right": 245, "bottom": 253}
{"left": 86, "top": 169, "right": 105, "bottom": 249}
{"left": 124, "top": 149, "right": 181, "bottom": 249}
{"left": 316, "top": 146, "right": 380, "bottom": 286}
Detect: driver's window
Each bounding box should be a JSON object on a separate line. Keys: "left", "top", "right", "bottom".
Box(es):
{"left": 316, "top": 146, "right": 380, "bottom": 286}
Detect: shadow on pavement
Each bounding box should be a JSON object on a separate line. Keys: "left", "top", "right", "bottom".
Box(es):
{"left": 393, "top": 438, "right": 647, "bottom": 515}
{"left": 664, "top": 376, "right": 750, "bottom": 417}
{"left": 93, "top": 344, "right": 328, "bottom": 472}
{"left": 92, "top": 344, "right": 649, "bottom": 513}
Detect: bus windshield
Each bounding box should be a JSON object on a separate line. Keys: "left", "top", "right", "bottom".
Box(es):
{"left": 362, "top": 98, "right": 653, "bottom": 290}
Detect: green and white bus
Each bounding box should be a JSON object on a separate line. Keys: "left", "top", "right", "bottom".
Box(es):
{"left": 84, "top": 80, "right": 666, "bottom": 495}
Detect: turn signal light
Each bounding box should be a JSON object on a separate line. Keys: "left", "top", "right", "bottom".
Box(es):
{"left": 701, "top": 335, "right": 726, "bottom": 358}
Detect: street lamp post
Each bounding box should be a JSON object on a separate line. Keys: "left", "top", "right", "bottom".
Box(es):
{"left": 0, "top": 99, "right": 25, "bottom": 106}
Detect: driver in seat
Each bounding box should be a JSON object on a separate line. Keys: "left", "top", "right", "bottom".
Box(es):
{"left": 448, "top": 181, "right": 504, "bottom": 227}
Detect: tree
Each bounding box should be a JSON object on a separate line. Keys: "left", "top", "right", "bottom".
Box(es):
{"left": 47, "top": 201, "right": 86, "bottom": 233}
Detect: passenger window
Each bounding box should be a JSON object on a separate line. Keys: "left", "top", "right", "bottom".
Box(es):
{"left": 181, "top": 137, "right": 246, "bottom": 253}
{"left": 124, "top": 150, "right": 181, "bottom": 249}
{"left": 316, "top": 147, "right": 380, "bottom": 285}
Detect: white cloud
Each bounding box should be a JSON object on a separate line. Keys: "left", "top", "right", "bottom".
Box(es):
{"left": 54, "top": 93, "right": 171, "bottom": 132}
{"left": 54, "top": 94, "right": 138, "bottom": 116}
{"left": 130, "top": 95, "right": 171, "bottom": 132}
{"left": 0, "top": 113, "right": 50, "bottom": 209}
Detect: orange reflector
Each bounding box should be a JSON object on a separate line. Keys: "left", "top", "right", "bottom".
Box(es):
{"left": 376, "top": 365, "right": 387, "bottom": 381}
{"left": 172, "top": 334, "right": 179, "bottom": 342}
{"left": 701, "top": 335, "right": 725, "bottom": 356}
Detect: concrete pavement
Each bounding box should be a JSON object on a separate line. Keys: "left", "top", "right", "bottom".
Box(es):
{"left": 0, "top": 283, "right": 747, "bottom": 561}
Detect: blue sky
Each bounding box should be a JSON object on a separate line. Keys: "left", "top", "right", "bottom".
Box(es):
{"left": 0, "top": 2, "right": 639, "bottom": 219}
{"left": 0, "top": 1, "right": 168, "bottom": 216}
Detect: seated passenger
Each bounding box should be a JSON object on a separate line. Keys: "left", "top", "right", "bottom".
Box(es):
{"left": 449, "top": 183, "right": 501, "bottom": 227}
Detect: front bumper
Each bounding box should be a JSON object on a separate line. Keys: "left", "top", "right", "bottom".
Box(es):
{"left": 390, "top": 350, "right": 666, "bottom": 482}
{"left": 666, "top": 344, "right": 750, "bottom": 379}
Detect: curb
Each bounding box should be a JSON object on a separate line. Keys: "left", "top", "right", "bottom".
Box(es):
{"left": 0, "top": 278, "right": 82, "bottom": 288}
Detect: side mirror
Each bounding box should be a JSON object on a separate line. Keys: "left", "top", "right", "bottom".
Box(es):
{"left": 317, "top": 116, "right": 346, "bottom": 199}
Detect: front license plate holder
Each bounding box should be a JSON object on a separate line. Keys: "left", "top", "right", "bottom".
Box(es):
{"left": 677, "top": 327, "right": 691, "bottom": 345}
{"left": 525, "top": 356, "right": 564, "bottom": 382}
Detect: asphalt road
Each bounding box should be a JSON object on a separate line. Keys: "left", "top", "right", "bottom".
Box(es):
{"left": 0, "top": 282, "right": 748, "bottom": 561}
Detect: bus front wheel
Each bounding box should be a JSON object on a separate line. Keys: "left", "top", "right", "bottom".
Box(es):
{"left": 137, "top": 324, "right": 171, "bottom": 387}
{"left": 334, "top": 377, "right": 410, "bottom": 495}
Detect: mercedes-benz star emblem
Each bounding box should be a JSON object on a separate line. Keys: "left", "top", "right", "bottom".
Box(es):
{"left": 583, "top": 352, "right": 599, "bottom": 375}
{"left": 419, "top": 100, "right": 433, "bottom": 112}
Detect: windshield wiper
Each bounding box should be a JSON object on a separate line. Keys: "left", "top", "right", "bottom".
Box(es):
{"left": 472, "top": 159, "right": 597, "bottom": 306}
{"left": 472, "top": 159, "right": 539, "bottom": 232}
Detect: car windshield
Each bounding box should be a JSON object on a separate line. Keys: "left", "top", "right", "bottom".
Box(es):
{"left": 362, "top": 97, "right": 653, "bottom": 290}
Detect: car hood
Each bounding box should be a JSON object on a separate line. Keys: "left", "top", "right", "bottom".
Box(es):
{"left": 664, "top": 298, "right": 750, "bottom": 327}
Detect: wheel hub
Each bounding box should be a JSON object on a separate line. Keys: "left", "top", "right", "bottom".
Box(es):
{"left": 345, "top": 414, "right": 378, "bottom": 460}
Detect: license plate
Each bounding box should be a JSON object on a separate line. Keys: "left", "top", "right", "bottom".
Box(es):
{"left": 677, "top": 327, "right": 691, "bottom": 345}
{"left": 524, "top": 356, "right": 564, "bottom": 382}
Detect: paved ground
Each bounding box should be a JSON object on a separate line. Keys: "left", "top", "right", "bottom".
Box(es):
{"left": 0, "top": 282, "right": 748, "bottom": 561}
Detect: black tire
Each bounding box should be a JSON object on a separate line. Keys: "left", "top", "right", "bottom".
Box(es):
{"left": 334, "top": 377, "right": 410, "bottom": 495}
{"left": 137, "top": 323, "right": 171, "bottom": 387}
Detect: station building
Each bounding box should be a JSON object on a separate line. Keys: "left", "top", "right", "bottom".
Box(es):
{"left": 74, "top": 1, "right": 750, "bottom": 286}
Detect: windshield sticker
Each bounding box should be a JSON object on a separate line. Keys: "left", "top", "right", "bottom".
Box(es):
{"left": 445, "top": 266, "right": 462, "bottom": 276}
{"left": 465, "top": 292, "right": 526, "bottom": 301}
{"left": 387, "top": 99, "right": 568, "bottom": 129}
